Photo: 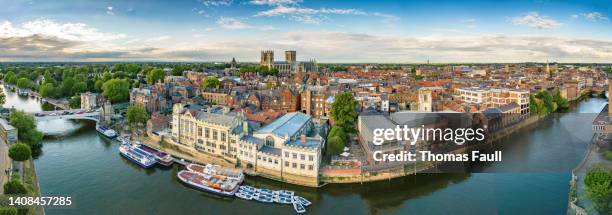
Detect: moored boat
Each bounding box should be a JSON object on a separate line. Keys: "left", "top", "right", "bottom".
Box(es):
{"left": 186, "top": 163, "right": 244, "bottom": 182}
{"left": 136, "top": 144, "right": 173, "bottom": 166}
{"left": 239, "top": 185, "right": 257, "bottom": 193}
{"left": 292, "top": 196, "right": 311, "bottom": 206}
{"left": 292, "top": 201, "right": 306, "bottom": 214}
{"left": 96, "top": 123, "right": 117, "bottom": 139}
{"left": 253, "top": 193, "right": 273, "bottom": 203}
{"left": 119, "top": 144, "right": 156, "bottom": 168}
{"left": 235, "top": 191, "right": 254, "bottom": 200}
{"left": 177, "top": 170, "right": 240, "bottom": 197}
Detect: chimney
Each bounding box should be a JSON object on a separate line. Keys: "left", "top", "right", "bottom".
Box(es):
{"left": 300, "top": 134, "right": 306, "bottom": 144}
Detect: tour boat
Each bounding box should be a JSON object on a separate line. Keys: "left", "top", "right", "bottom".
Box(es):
{"left": 293, "top": 196, "right": 311, "bottom": 206}
{"left": 186, "top": 163, "right": 244, "bottom": 182}
{"left": 278, "top": 190, "right": 294, "bottom": 197}
{"left": 136, "top": 144, "right": 174, "bottom": 166}
{"left": 292, "top": 201, "right": 306, "bottom": 214}
{"left": 96, "top": 123, "right": 117, "bottom": 139}
{"left": 177, "top": 170, "right": 240, "bottom": 197}
{"left": 119, "top": 144, "right": 156, "bottom": 168}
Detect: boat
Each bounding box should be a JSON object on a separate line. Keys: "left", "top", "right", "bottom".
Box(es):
{"left": 186, "top": 163, "right": 244, "bottom": 182}
{"left": 278, "top": 190, "right": 294, "bottom": 197}
{"left": 136, "top": 143, "right": 174, "bottom": 166}
{"left": 96, "top": 123, "right": 117, "bottom": 139}
{"left": 239, "top": 185, "right": 257, "bottom": 193}
{"left": 177, "top": 170, "right": 240, "bottom": 197}
{"left": 292, "top": 201, "right": 306, "bottom": 214}
{"left": 257, "top": 188, "right": 274, "bottom": 196}
{"left": 253, "top": 193, "right": 273, "bottom": 203}
{"left": 118, "top": 144, "right": 156, "bottom": 168}
{"left": 235, "top": 191, "right": 254, "bottom": 200}
{"left": 293, "top": 196, "right": 311, "bottom": 206}
{"left": 275, "top": 195, "right": 293, "bottom": 204}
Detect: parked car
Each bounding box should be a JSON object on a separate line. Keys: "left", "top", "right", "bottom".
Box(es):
{"left": 76, "top": 111, "right": 85, "bottom": 114}
{"left": 49, "top": 113, "right": 57, "bottom": 116}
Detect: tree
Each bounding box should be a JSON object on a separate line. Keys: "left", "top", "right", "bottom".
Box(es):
{"left": 94, "top": 79, "right": 104, "bottom": 92}
{"left": 536, "top": 90, "right": 555, "bottom": 113}
{"left": 69, "top": 96, "right": 81, "bottom": 109}
{"left": 326, "top": 125, "right": 347, "bottom": 155}
{"left": 102, "top": 78, "right": 130, "bottom": 103}
{"left": 71, "top": 81, "right": 88, "bottom": 95}
{"left": 0, "top": 87, "right": 5, "bottom": 105}
{"left": 3, "top": 71, "right": 17, "bottom": 85}
{"left": 3, "top": 180, "right": 27, "bottom": 195}
{"left": 38, "top": 83, "right": 59, "bottom": 98}
{"left": 330, "top": 92, "right": 358, "bottom": 133}
{"left": 9, "top": 111, "right": 43, "bottom": 150}
{"left": 203, "top": 76, "right": 221, "bottom": 89}
{"left": 0, "top": 207, "right": 18, "bottom": 215}
{"left": 15, "top": 78, "right": 31, "bottom": 89}
{"left": 127, "top": 104, "right": 149, "bottom": 125}
{"left": 584, "top": 166, "right": 612, "bottom": 213}
{"left": 146, "top": 69, "right": 165, "bottom": 84}
{"left": 60, "top": 77, "right": 75, "bottom": 96}
{"left": 8, "top": 143, "right": 31, "bottom": 161}
{"left": 553, "top": 89, "right": 569, "bottom": 110}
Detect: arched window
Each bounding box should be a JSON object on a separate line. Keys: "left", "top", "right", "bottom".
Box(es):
{"left": 265, "top": 136, "right": 274, "bottom": 147}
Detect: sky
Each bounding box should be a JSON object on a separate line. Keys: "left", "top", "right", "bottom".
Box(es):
{"left": 0, "top": 0, "right": 611, "bottom": 63}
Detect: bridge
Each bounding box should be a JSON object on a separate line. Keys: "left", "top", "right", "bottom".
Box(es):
{"left": 27, "top": 109, "right": 100, "bottom": 122}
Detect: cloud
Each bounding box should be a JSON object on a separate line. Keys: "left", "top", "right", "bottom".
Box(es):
{"left": 249, "top": 0, "right": 301, "bottom": 6}
{"left": 216, "top": 17, "right": 250, "bottom": 29}
{"left": 146, "top": 36, "right": 170, "bottom": 42}
{"left": 0, "top": 19, "right": 126, "bottom": 42}
{"left": 200, "top": 0, "right": 233, "bottom": 7}
{"left": 106, "top": 6, "right": 114, "bottom": 15}
{"left": 255, "top": 5, "right": 398, "bottom": 24}
{"left": 511, "top": 12, "right": 561, "bottom": 29}
{"left": 574, "top": 12, "right": 609, "bottom": 22}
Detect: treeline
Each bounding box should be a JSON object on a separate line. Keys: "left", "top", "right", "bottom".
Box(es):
{"left": 238, "top": 65, "right": 279, "bottom": 76}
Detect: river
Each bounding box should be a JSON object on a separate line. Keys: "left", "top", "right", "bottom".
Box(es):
{"left": 2, "top": 85, "right": 607, "bottom": 215}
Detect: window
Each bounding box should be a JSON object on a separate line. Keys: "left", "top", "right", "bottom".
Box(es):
{"left": 221, "top": 132, "right": 226, "bottom": 141}
{"left": 300, "top": 154, "right": 305, "bottom": 160}
{"left": 292, "top": 163, "right": 297, "bottom": 168}
{"left": 308, "top": 165, "right": 313, "bottom": 170}
{"left": 213, "top": 130, "right": 218, "bottom": 140}
{"left": 309, "top": 155, "right": 314, "bottom": 161}
{"left": 300, "top": 164, "right": 305, "bottom": 169}
{"left": 265, "top": 136, "right": 274, "bottom": 146}
{"left": 285, "top": 161, "right": 289, "bottom": 167}
{"left": 197, "top": 126, "right": 202, "bottom": 136}
{"left": 205, "top": 128, "right": 210, "bottom": 138}
{"left": 284, "top": 152, "right": 289, "bottom": 158}
{"left": 292, "top": 153, "right": 297, "bottom": 159}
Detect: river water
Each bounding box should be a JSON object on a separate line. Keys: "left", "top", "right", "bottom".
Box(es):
{"left": 2, "top": 85, "right": 607, "bottom": 215}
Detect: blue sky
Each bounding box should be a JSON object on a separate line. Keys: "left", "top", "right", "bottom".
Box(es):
{"left": 0, "top": 0, "right": 611, "bottom": 62}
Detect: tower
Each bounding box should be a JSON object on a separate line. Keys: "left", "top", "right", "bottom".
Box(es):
{"left": 260, "top": 50, "right": 274, "bottom": 69}
{"left": 285, "top": 50, "right": 296, "bottom": 63}
{"left": 418, "top": 88, "right": 433, "bottom": 112}
{"left": 230, "top": 57, "right": 237, "bottom": 69}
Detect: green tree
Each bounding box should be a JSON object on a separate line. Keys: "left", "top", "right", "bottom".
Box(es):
{"left": 536, "top": 90, "right": 555, "bottom": 113}
{"left": 9, "top": 111, "right": 43, "bottom": 156}
{"left": 146, "top": 69, "right": 165, "bottom": 84}
{"left": 203, "top": 76, "right": 221, "bottom": 89}
{"left": 3, "top": 71, "right": 17, "bottom": 85}
{"left": 94, "top": 79, "right": 104, "bottom": 92}
{"left": 127, "top": 104, "right": 149, "bottom": 125}
{"left": 38, "top": 83, "right": 59, "bottom": 98}
{"left": 71, "top": 82, "right": 88, "bottom": 95}
{"left": 0, "top": 207, "right": 18, "bottom": 215}
{"left": 3, "top": 180, "right": 27, "bottom": 195}
{"left": 60, "top": 77, "right": 75, "bottom": 96}
{"left": 529, "top": 94, "right": 537, "bottom": 114}
{"left": 102, "top": 78, "right": 130, "bottom": 103}
{"left": 584, "top": 166, "right": 612, "bottom": 213}
{"left": 553, "top": 89, "right": 569, "bottom": 110}
{"left": 0, "top": 87, "right": 5, "bottom": 105}
{"left": 330, "top": 92, "right": 358, "bottom": 133}
{"left": 8, "top": 143, "right": 31, "bottom": 161}
{"left": 69, "top": 96, "right": 81, "bottom": 109}
{"left": 326, "top": 125, "right": 347, "bottom": 155}
{"left": 15, "top": 78, "right": 31, "bottom": 89}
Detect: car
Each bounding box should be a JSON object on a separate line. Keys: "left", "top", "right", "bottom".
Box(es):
{"left": 76, "top": 111, "right": 85, "bottom": 114}
{"left": 62, "top": 111, "right": 70, "bottom": 115}
{"left": 49, "top": 113, "right": 57, "bottom": 116}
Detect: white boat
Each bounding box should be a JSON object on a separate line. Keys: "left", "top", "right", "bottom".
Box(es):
{"left": 96, "top": 123, "right": 117, "bottom": 139}
{"left": 235, "top": 192, "right": 253, "bottom": 200}
{"left": 187, "top": 163, "right": 244, "bottom": 182}
{"left": 239, "top": 186, "right": 257, "bottom": 193}
{"left": 293, "top": 196, "right": 311, "bottom": 206}
{"left": 253, "top": 193, "right": 273, "bottom": 203}
{"left": 258, "top": 188, "right": 274, "bottom": 196}
{"left": 293, "top": 201, "right": 306, "bottom": 214}
{"left": 277, "top": 195, "right": 293, "bottom": 204}
{"left": 278, "top": 190, "right": 294, "bottom": 197}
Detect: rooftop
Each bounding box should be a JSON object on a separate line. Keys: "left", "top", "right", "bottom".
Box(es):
{"left": 255, "top": 112, "right": 310, "bottom": 138}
